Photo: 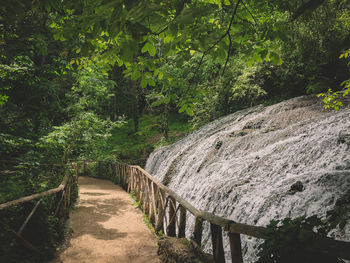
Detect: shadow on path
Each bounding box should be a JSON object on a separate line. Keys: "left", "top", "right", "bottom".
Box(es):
{"left": 52, "top": 176, "right": 161, "bottom": 263}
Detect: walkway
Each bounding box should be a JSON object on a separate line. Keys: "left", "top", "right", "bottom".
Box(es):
{"left": 52, "top": 176, "right": 161, "bottom": 263}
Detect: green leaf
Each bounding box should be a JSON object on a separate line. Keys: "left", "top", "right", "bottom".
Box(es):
{"left": 178, "top": 105, "right": 186, "bottom": 113}
{"left": 253, "top": 53, "right": 263, "bottom": 63}
{"left": 148, "top": 79, "right": 156, "bottom": 86}
{"left": 152, "top": 98, "right": 164, "bottom": 107}
{"left": 141, "top": 78, "right": 147, "bottom": 88}
{"left": 131, "top": 70, "right": 141, "bottom": 80}
{"left": 269, "top": 52, "right": 282, "bottom": 65}
{"left": 141, "top": 42, "right": 156, "bottom": 56}
{"left": 148, "top": 43, "right": 156, "bottom": 56}
{"left": 141, "top": 42, "right": 149, "bottom": 53}
{"left": 185, "top": 107, "right": 194, "bottom": 116}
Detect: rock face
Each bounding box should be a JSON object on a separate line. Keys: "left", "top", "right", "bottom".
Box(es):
{"left": 145, "top": 96, "right": 350, "bottom": 262}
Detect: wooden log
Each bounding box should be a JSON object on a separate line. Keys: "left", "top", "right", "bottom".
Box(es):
{"left": 126, "top": 166, "right": 131, "bottom": 187}
{"left": 127, "top": 166, "right": 132, "bottom": 192}
{"left": 66, "top": 184, "right": 70, "bottom": 213}
{"left": 155, "top": 191, "right": 168, "bottom": 234}
{"left": 211, "top": 223, "right": 225, "bottom": 263}
{"left": 134, "top": 167, "right": 137, "bottom": 192}
{"left": 178, "top": 205, "right": 187, "bottom": 238}
{"left": 144, "top": 178, "right": 150, "bottom": 215}
{"left": 128, "top": 168, "right": 135, "bottom": 193}
{"left": 228, "top": 233, "right": 243, "bottom": 263}
{"left": 110, "top": 163, "right": 115, "bottom": 181}
{"left": 149, "top": 181, "right": 156, "bottom": 225}
{"left": 0, "top": 173, "right": 69, "bottom": 211}
{"left": 138, "top": 171, "right": 142, "bottom": 200}
{"left": 123, "top": 165, "right": 127, "bottom": 189}
{"left": 117, "top": 164, "right": 120, "bottom": 184}
{"left": 156, "top": 187, "right": 165, "bottom": 223}
{"left": 73, "top": 163, "right": 79, "bottom": 184}
{"left": 167, "top": 197, "right": 176, "bottom": 237}
{"left": 17, "top": 199, "right": 42, "bottom": 236}
{"left": 192, "top": 216, "right": 204, "bottom": 246}
{"left": 1, "top": 221, "right": 42, "bottom": 255}
{"left": 134, "top": 169, "right": 139, "bottom": 197}
{"left": 121, "top": 165, "right": 125, "bottom": 188}
{"left": 120, "top": 164, "right": 123, "bottom": 188}
{"left": 140, "top": 175, "right": 145, "bottom": 209}
{"left": 54, "top": 188, "right": 66, "bottom": 217}
{"left": 126, "top": 165, "right": 350, "bottom": 260}
{"left": 126, "top": 166, "right": 130, "bottom": 189}
{"left": 98, "top": 160, "right": 101, "bottom": 177}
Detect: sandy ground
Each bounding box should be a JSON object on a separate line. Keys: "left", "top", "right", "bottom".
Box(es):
{"left": 52, "top": 176, "right": 161, "bottom": 263}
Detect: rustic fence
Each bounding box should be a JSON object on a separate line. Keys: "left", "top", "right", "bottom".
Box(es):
{"left": 80, "top": 161, "right": 349, "bottom": 263}
{"left": 3, "top": 159, "right": 348, "bottom": 262}
{"left": 0, "top": 162, "right": 78, "bottom": 255}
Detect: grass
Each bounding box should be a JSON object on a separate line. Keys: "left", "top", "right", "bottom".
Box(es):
{"left": 128, "top": 190, "right": 164, "bottom": 238}
{"left": 107, "top": 113, "right": 191, "bottom": 166}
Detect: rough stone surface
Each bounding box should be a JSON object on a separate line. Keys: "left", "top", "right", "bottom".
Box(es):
{"left": 146, "top": 96, "right": 350, "bottom": 262}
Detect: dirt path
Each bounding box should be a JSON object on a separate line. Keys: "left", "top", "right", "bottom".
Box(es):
{"left": 52, "top": 176, "right": 161, "bottom": 263}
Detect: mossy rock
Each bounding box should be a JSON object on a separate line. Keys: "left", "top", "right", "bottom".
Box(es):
{"left": 157, "top": 237, "right": 214, "bottom": 263}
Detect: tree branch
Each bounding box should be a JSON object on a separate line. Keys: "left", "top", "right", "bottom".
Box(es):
{"left": 195, "top": 0, "right": 242, "bottom": 74}
{"left": 241, "top": 0, "right": 257, "bottom": 25}
{"left": 222, "top": 32, "right": 232, "bottom": 76}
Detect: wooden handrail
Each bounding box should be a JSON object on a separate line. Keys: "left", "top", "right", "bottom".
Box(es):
{"left": 0, "top": 162, "right": 77, "bottom": 255}
{"left": 53, "top": 160, "right": 350, "bottom": 261}
{"left": 0, "top": 172, "right": 70, "bottom": 210}
{"left": 115, "top": 164, "right": 350, "bottom": 261}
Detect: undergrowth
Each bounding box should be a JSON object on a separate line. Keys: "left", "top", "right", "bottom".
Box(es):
{"left": 108, "top": 114, "right": 191, "bottom": 166}
{"left": 256, "top": 216, "right": 345, "bottom": 263}
{"left": 128, "top": 190, "right": 163, "bottom": 238}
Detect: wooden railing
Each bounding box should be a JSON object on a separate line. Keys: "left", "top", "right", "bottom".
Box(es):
{"left": 0, "top": 163, "right": 78, "bottom": 254}
{"left": 106, "top": 163, "right": 350, "bottom": 263}
{"left": 7, "top": 159, "right": 346, "bottom": 261}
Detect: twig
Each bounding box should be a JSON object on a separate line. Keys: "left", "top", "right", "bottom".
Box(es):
{"left": 195, "top": 0, "right": 242, "bottom": 74}
{"left": 222, "top": 31, "right": 232, "bottom": 76}
{"left": 241, "top": 0, "right": 257, "bottom": 25}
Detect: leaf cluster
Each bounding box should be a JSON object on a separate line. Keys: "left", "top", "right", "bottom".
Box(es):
{"left": 256, "top": 216, "right": 344, "bottom": 263}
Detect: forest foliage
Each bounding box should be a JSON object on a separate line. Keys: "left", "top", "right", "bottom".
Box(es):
{"left": 0, "top": 0, "right": 350, "bottom": 261}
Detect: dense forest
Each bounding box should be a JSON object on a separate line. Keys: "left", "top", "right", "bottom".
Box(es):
{"left": 0, "top": 0, "right": 350, "bottom": 261}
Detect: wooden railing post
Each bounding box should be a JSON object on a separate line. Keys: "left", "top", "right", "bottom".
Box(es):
{"left": 17, "top": 199, "right": 42, "bottom": 236}
{"left": 122, "top": 165, "right": 126, "bottom": 189}
{"left": 167, "top": 196, "right": 176, "bottom": 237}
{"left": 144, "top": 178, "right": 150, "bottom": 215}
{"left": 98, "top": 160, "right": 101, "bottom": 178}
{"left": 149, "top": 181, "right": 156, "bottom": 225}
{"left": 155, "top": 190, "right": 167, "bottom": 234}
{"left": 127, "top": 166, "right": 131, "bottom": 192}
{"left": 94, "top": 163, "right": 350, "bottom": 262}
{"left": 140, "top": 175, "right": 145, "bottom": 210}
{"left": 136, "top": 170, "right": 141, "bottom": 199}
{"left": 178, "top": 204, "right": 186, "bottom": 238}
{"left": 131, "top": 167, "right": 136, "bottom": 192}
{"left": 211, "top": 223, "right": 225, "bottom": 263}
{"left": 110, "top": 162, "right": 115, "bottom": 181}
{"left": 229, "top": 233, "right": 243, "bottom": 263}
{"left": 192, "top": 216, "right": 204, "bottom": 246}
